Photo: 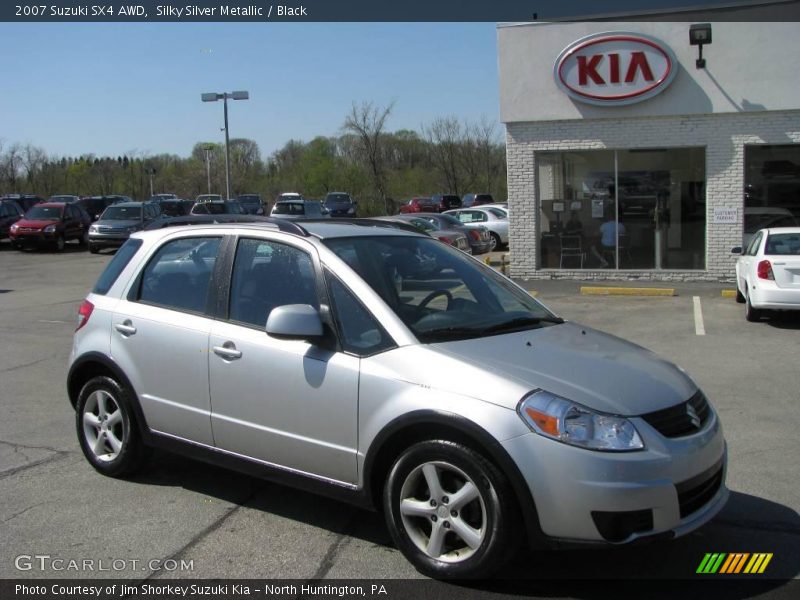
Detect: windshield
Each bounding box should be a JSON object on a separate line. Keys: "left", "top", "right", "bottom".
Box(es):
{"left": 325, "top": 194, "right": 351, "bottom": 205}
{"left": 238, "top": 196, "right": 259, "bottom": 204}
{"left": 25, "top": 206, "right": 63, "bottom": 220}
{"left": 273, "top": 202, "right": 305, "bottom": 215}
{"left": 101, "top": 206, "right": 142, "bottom": 220}
{"left": 323, "top": 236, "right": 560, "bottom": 343}
{"left": 49, "top": 195, "right": 75, "bottom": 203}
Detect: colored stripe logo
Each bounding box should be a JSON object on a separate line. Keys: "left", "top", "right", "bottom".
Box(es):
{"left": 697, "top": 553, "right": 773, "bottom": 574}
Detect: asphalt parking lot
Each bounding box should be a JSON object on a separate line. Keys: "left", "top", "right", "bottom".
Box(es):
{"left": 1, "top": 242, "right": 798, "bottom": 597}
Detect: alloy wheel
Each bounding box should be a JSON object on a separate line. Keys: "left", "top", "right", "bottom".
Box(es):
{"left": 398, "top": 460, "right": 487, "bottom": 563}
{"left": 82, "top": 390, "right": 125, "bottom": 462}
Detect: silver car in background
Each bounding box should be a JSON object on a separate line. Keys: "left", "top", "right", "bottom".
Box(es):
{"left": 68, "top": 221, "right": 727, "bottom": 579}
{"left": 444, "top": 206, "right": 509, "bottom": 250}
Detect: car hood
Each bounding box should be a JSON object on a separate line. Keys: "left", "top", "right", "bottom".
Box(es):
{"left": 94, "top": 219, "right": 141, "bottom": 228}
{"left": 15, "top": 218, "right": 59, "bottom": 228}
{"left": 418, "top": 322, "right": 696, "bottom": 415}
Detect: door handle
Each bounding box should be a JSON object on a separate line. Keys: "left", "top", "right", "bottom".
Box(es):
{"left": 114, "top": 320, "right": 136, "bottom": 336}
{"left": 213, "top": 342, "right": 242, "bottom": 360}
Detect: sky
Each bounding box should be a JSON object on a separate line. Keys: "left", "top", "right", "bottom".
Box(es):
{"left": 0, "top": 22, "right": 501, "bottom": 160}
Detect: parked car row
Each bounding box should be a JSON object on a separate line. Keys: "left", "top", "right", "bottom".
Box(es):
{"left": 398, "top": 193, "right": 498, "bottom": 214}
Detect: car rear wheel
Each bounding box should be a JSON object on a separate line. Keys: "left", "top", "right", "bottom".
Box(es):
{"left": 55, "top": 235, "right": 65, "bottom": 252}
{"left": 488, "top": 232, "right": 500, "bottom": 251}
{"left": 745, "top": 290, "right": 762, "bottom": 322}
{"left": 383, "top": 440, "right": 518, "bottom": 579}
{"left": 76, "top": 376, "right": 148, "bottom": 478}
{"left": 735, "top": 286, "right": 745, "bottom": 303}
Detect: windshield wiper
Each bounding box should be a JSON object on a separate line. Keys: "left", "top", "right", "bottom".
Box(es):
{"left": 479, "top": 315, "right": 564, "bottom": 335}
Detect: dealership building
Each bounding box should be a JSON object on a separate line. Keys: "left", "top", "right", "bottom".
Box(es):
{"left": 498, "top": 17, "right": 800, "bottom": 281}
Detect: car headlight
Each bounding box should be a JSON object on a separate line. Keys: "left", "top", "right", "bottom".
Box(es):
{"left": 89, "top": 225, "right": 98, "bottom": 233}
{"left": 10, "top": 223, "right": 19, "bottom": 232}
{"left": 517, "top": 390, "right": 644, "bottom": 452}
{"left": 347, "top": 207, "right": 355, "bottom": 214}
{"left": 44, "top": 225, "right": 56, "bottom": 233}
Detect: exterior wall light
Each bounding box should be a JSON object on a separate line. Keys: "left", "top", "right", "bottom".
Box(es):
{"left": 689, "top": 23, "right": 712, "bottom": 69}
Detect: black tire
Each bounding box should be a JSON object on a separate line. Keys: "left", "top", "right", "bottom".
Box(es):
{"left": 488, "top": 232, "right": 500, "bottom": 252}
{"left": 735, "top": 286, "right": 745, "bottom": 303}
{"left": 89, "top": 244, "right": 99, "bottom": 254}
{"left": 745, "top": 291, "right": 762, "bottom": 322}
{"left": 383, "top": 440, "right": 519, "bottom": 579}
{"left": 75, "top": 376, "right": 148, "bottom": 478}
{"left": 55, "top": 234, "right": 65, "bottom": 252}
{"left": 79, "top": 229, "right": 89, "bottom": 247}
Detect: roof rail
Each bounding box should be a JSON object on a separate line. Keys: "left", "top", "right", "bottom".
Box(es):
{"left": 144, "top": 215, "right": 309, "bottom": 236}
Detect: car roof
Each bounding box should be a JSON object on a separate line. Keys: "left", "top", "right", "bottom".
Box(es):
{"left": 35, "top": 202, "right": 67, "bottom": 208}
{"left": 761, "top": 227, "right": 800, "bottom": 234}
{"left": 139, "top": 218, "right": 422, "bottom": 240}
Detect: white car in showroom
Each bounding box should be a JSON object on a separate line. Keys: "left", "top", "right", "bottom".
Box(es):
{"left": 734, "top": 227, "right": 800, "bottom": 321}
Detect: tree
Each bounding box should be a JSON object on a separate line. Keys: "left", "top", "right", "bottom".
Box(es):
{"left": 342, "top": 101, "right": 394, "bottom": 213}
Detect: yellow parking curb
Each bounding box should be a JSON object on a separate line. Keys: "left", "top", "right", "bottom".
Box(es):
{"left": 580, "top": 286, "right": 677, "bottom": 297}
{"left": 528, "top": 290, "right": 538, "bottom": 297}
{"left": 721, "top": 289, "right": 737, "bottom": 298}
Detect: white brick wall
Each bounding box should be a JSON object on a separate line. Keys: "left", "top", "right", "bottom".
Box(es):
{"left": 505, "top": 110, "right": 800, "bottom": 281}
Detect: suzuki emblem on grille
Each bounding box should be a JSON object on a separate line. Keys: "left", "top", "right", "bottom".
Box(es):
{"left": 687, "top": 404, "right": 701, "bottom": 429}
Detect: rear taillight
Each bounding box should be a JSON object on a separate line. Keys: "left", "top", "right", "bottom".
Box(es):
{"left": 757, "top": 260, "right": 774, "bottom": 281}
{"left": 76, "top": 299, "right": 94, "bottom": 331}
{"left": 469, "top": 230, "right": 481, "bottom": 241}
{"left": 437, "top": 236, "right": 454, "bottom": 245}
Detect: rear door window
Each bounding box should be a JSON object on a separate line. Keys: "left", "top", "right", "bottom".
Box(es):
{"left": 136, "top": 237, "right": 222, "bottom": 314}
{"left": 93, "top": 239, "right": 144, "bottom": 295}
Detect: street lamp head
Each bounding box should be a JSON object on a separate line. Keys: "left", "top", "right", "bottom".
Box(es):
{"left": 231, "top": 91, "right": 249, "bottom": 100}
{"left": 201, "top": 92, "right": 221, "bottom": 102}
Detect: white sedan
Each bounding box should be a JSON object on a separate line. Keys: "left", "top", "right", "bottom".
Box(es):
{"left": 734, "top": 227, "right": 800, "bottom": 321}
{"left": 444, "top": 207, "right": 509, "bottom": 250}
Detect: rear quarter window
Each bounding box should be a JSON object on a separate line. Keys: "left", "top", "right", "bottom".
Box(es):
{"left": 92, "top": 239, "right": 143, "bottom": 295}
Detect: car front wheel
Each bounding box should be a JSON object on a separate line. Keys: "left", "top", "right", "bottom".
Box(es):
{"left": 383, "top": 440, "right": 518, "bottom": 579}
{"left": 76, "top": 376, "right": 148, "bottom": 477}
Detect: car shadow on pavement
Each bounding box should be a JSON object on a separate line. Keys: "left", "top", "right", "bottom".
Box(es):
{"left": 763, "top": 311, "right": 800, "bottom": 330}
{"left": 130, "top": 450, "right": 798, "bottom": 594}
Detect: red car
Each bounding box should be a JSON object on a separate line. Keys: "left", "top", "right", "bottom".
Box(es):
{"left": 10, "top": 202, "right": 91, "bottom": 251}
{"left": 399, "top": 197, "right": 438, "bottom": 214}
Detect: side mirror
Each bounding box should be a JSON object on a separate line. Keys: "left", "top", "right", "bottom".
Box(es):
{"left": 731, "top": 246, "right": 743, "bottom": 255}
{"left": 266, "top": 304, "right": 324, "bottom": 341}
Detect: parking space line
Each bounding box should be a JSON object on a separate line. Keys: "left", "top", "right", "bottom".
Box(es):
{"left": 693, "top": 296, "right": 706, "bottom": 336}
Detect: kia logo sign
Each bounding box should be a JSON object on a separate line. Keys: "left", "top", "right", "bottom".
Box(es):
{"left": 554, "top": 32, "right": 678, "bottom": 106}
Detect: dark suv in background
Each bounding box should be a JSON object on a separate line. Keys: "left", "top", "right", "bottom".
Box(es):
{"left": 0, "top": 199, "right": 24, "bottom": 241}
{"left": 78, "top": 195, "right": 131, "bottom": 221}
{"left": 432, "top": 194, "right": 461, "bottom": 212}
{"left": 323, "top": 192, "right": 357, "bottom": 217}
{"left": 461, "top": 193, "right": 494, "bottom": 208}
{"left": 236, "top": 194, "right": 264, "bottom": 215}
{"left": 0, "top": 194, "right": 44, "bottom": 212}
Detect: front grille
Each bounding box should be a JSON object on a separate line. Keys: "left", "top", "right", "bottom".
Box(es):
{"left": 641, "top": 390, "right": 711, "bottom": 438}
{"left": 676, "top": 458, "right": 724, "bottom": 518}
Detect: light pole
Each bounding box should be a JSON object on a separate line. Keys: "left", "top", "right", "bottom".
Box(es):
{"left": 201, "top": 90, "right": 249, "bottom": 199}
{"left": 203, "top": 144, "right": 214, "bottom": 194}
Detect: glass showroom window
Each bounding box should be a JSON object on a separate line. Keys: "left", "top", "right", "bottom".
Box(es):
{"left": 744, "top": 144, "right": 800, "bottom": 243}
{"left": 537, "top": 148, "right": 706, "bottom": 270}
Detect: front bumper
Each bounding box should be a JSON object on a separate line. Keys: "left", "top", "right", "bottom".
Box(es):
{"left": 88, "top": 233, "right": 130, "bottom": 248}
{"left": 10, "top": 231, "right": 59, "bottom": 246}
{"left": 503, "top": 407, "right": 728, "bottom": 544}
